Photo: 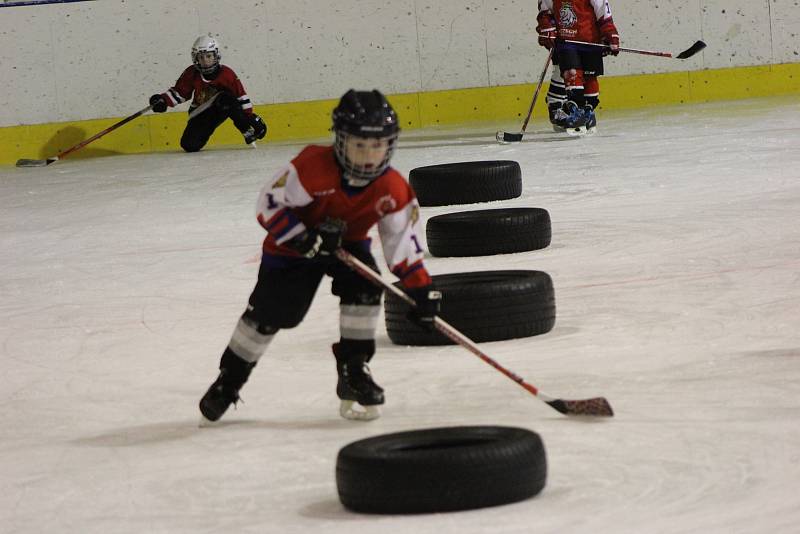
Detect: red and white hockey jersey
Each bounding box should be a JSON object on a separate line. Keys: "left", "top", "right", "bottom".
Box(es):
{"left": 538, "top": 0, "right": 617, "bottom": 43}
{"left": 159, "top": 65, "right": 253, "bottom": 115}
{"left": 256, "top": 145, "right": 432, "bottom": 289}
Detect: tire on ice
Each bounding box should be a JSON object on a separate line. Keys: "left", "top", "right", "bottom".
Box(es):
{"left": 409, "top": 160, "right": 522, "bottom": 207}
{"left": 426, "top": 207, "right": 551, "bottom": 257}
{"left": 336, "top": 425, "right": 547, "bottom": 514}
{"left": 385, "top": 270, "right": 555, "bottom": 346}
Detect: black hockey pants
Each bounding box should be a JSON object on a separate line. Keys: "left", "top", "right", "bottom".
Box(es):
{"left": 242, "top": 241, "right": 382, "bottom": 357}
{"left": 181, "top": 92, "right": 253, "bottom": 152}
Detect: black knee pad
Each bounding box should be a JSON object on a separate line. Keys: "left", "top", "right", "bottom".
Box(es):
{"left": 181, "top": 141, "right": 203, "bottom": 152}
{"left": 241, "top": 310, "right": 281, "bottom": 335}
{"left": 243, "top": 301, "right": 305, "bottom": 329}
{"left": 344, "top": 290, "right": 382, "bottom": 306}
{"left": 333, "top": 275, "right": 382, "bottom": 306}
{"left": 180, "top": 133, "right": 207, "bottom": 152}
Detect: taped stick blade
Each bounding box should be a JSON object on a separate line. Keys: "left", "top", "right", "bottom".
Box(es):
{"left": 496, "top": 131, "right": 523, "bottom": 143}
{"left": 546, "top": 397, "right": 614, "bottom": 417}
{"left": 677, "top": 40, "right": 706, "bottom": 59}
{"left": 16, "top": 157, "right": 57, "bottom": 168}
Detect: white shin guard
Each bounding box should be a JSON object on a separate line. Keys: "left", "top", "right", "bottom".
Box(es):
{"left": 227, "top": 318, "right": 275, "bottom": 363}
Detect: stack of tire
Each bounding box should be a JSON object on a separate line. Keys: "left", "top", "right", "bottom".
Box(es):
{"left": 385, "top": 160, "right": 556, "bottom": 346}
{"left": 338, "top": 163, "right": 554, "bottom": 515}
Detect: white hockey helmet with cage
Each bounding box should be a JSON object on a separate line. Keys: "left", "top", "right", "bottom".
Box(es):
{"left": 191, "top": 35, "right": 221, "bottom": 76}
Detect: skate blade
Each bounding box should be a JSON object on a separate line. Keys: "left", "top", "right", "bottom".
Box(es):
{"left": 339, "top": 400, "right": 381, "bottom": 421}
{"left": 566, "top": 125, "right": 597, "bottom": 137}
{"left": 566, "top": 126, "right": 586, "bottom": 136}
{"left": 198, "top": 415, "right": 219, "bottom": 428}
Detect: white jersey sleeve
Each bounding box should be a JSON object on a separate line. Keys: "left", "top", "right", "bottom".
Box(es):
{"left": 592, "top": 0, "right": 612, "bottom": 20}
{"left": 255, "top": 163, "right": 314, "bottom": 245}
{"left": 377, "top": 199, "right": 429, "bottom": 286}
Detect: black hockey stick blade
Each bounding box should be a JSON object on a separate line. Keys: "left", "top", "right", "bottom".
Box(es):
{"left": 676, "top": 40, "right": 706, "bottom": 59}
{"left": 546, "top": 397, "right": 614, "bottom": 417}
{"left": 496, "top": 131, "right": 524, "bottom": 143}
{"left": 16, "top": 157, "right": 58, "bottom": 168}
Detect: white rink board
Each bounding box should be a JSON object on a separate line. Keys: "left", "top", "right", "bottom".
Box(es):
{"left": 1, "top": 0, "right": 798, "bottom": 126}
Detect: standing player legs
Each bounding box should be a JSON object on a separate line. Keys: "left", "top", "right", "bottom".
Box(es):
{"left": 330, "top": 244, "right": 384, "bottom": 420}
{"left": 546, "top": 55, "right": 567, "bottom": 131}
{"left": 199, "top": 261, "right": 325, "bottom": 422}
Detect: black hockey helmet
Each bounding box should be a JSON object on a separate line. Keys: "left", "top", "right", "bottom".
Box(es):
{"left": 332, "top": 89, "right": 400, "bottom": 185}
{"left": 332, "top": 89, "right": 399, "bottom": 138}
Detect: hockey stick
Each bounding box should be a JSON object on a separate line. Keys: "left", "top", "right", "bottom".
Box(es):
{"left": 496, "top": 47, "right": 554, "bottom": 144}
{"left": 16, "top": 104, "right": 152, "bottom": 167}
{"left": 336, "top": 249, "right": 614, "bottom": 417}
{"left": 542, "top": 36, "right": 706, "bottom": 59}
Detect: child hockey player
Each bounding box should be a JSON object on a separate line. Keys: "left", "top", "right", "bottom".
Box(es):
{"left": 149, "top": 35, "right": 267, "bottom": 152}
{"left": 536, "top": 0, "right": 620, "bottom": 134}
{"left": 199, "top": 89, "right": 441, "bottom": 423}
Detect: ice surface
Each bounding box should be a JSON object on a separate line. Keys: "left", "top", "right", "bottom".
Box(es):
{"left": 2, "top": 97, "right": 799, "bottom": 533}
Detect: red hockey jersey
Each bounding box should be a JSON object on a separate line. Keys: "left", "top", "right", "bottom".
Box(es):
{"left": 256, "top": 145, "right": 432, "bottom": 289}
{"left": 159, "top": 65, "right": 253, "bottom": 115}
{"left": 538, "top": 0, "right": 617, "bottom": 43}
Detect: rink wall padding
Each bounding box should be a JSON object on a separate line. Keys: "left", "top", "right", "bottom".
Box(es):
{"left": 2, "top": 62, "right": 799, "bottom": 166}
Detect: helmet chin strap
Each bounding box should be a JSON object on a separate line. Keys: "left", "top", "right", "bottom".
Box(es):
{"left": 343, "top": 174, "right": 371, "bottom": 188}
{"left": 199, "top": 66, "right": 220, "bottom": 80}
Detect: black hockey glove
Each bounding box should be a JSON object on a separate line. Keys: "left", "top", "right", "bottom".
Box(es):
{"left": 149, "top": 94, "right": 168, "bottom": 113}
{"left": 406, "top": 285, "right": 442, "bottom": 332}
{"left": 250, "top": 114, "right": 267, "bottom": 140}
{"left": 287, "top": 219, "right": 346, "bottom": 259}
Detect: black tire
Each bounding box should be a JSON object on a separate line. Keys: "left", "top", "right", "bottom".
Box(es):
{"left": 337, "top": 426, "right": 547, "bottom": 514}
{"left": 385, "top": 270, "right": 555, "bottom": 346}
{"left": 426, "top": 207, "right": 551, "bottom": 257}
{"left": 409, "top": 160, "right": 522, "bottom": 207}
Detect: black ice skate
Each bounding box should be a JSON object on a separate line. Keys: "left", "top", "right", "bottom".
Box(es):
{"left": 199, "top": 349, "right": 255, "bottom": 425}
{"left": 558, "top": 101, "right": 591, "bottom": 137}
{"left": 333, "top": 343, "right": 384, "bottom": 421}
{"left": 242, "top": 116, "right": 266, "bottom": 146}
{"left": 242, "top": 126, "right": 258, "bottom": 146}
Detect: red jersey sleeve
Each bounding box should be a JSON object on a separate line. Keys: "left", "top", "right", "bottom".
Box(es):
{"left": 215, "top": 66, "right": 254, "bottom": 115}
{"left": 163, "top": 66, "right": 195, "bottom": 107}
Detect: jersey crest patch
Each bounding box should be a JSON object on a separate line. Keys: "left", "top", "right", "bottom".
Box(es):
{"left": 195, "top": 85, "right": 220, "bottom": 106}
{"left": 272, "top": 171, "right": 289, "bottom": 189}
{"left": 375, "top": 194, "right": 397, "bottom": 216}
{"left": 559, "top": 2, "right": 578, "bottom": 29}
{"left": 410, "top": 205, "right": 420, "bottom": 224}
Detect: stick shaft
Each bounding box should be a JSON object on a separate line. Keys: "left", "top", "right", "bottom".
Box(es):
{"left": 545, "top": 36, "right": 672, "bottom": 57}
{"left": 55, "top": 105, "right": 152, "bottom": 160}
{"left": 336, "top": 250, "right": 543, "bottom": 395}
{"left": 336, "top": 249, "right": 613, "bottom": 417}
{"left": 519, "top": 47, "right": 555, "bottom": 134}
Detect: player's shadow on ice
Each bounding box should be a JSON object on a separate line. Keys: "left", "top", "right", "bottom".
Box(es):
{"left": 72, "top": 418, "right": 346, "bottom": 447}
{"left": 299, "top": 499, "right": 366, "bottom": 520}
{"left": 400, "top": 132, "right": 581, "bottom": 149}
{"left": 40, "top": 126, "right": 120, "bottom": 160}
